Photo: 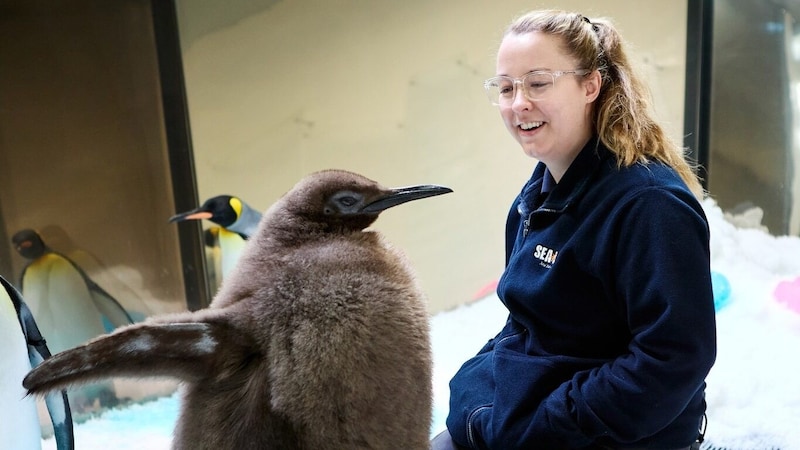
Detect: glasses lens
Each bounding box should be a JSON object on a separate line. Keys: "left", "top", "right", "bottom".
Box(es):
{"left": 484, "top": 73, "right": 557, "bottom": 105}
{"left": 485, "top": 77, "right": 513, "bottom": 105}
{"left": 522, "top": 72, "right": 554, "bottom": 101}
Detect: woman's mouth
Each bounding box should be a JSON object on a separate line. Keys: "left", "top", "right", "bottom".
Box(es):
{"left": 518, "top": 121, "right": 544, "bottom": 131}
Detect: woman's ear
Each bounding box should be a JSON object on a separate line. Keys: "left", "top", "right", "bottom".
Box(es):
{"left": 584, "top": 69, "right": 602, "bottom": 103}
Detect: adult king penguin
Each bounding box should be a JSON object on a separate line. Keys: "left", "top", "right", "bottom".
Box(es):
{"left": 1, "top": 274, "right": 74, "bottom": 450}
{"left": 169, "top": 194, "right": 262, "bottom": 239}
{"left": 12, "top": 229, "right": 134, "bottom": 353}
{"left": 169, "top": 195, "right": 262, "bottom": 282}
{"left": 13, "top": 229, "right": 135, "bottom": 411}
{"left": 24, "top": 169, "right": 451, "bottom": 450}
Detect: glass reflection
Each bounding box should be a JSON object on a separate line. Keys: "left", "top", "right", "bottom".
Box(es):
{"left": 708, "top": 0, "right": 800, "bottom": 236}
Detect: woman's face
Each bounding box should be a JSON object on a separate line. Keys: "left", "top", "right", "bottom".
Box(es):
{"left": 495, "top": 31, "right": 600, "bottom": 179}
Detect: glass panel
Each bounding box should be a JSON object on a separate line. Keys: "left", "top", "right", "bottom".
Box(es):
{"left": 0, "top": 0, "right": 186, "bottom": 425}
{"left": 708, "top": 0, "right": 800, "bottom": 235}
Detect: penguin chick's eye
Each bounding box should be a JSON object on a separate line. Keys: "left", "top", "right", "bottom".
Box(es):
{"left": 338, "top": 196, "right": 358, "bottom": 207}
{"left": 323, "top": 195, "right": 357, "bottom": 215}
{"left": 323, "top": 191, "right": 366, "bottom": 216}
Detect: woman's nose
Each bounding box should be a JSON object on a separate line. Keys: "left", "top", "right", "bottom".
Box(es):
{"left": 511, "top": 87, "right": 533, "bottom": 111}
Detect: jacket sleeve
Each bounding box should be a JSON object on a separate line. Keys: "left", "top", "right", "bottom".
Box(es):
{"left": 470, "top": 188, "right": 717, "bottom": 448}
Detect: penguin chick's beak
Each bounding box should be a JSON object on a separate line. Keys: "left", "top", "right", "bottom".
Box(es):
{"left": 168, "top": 209, "right": 213, "bottom": 223}
{"left": 361, "top": 185, "right": 453, "bottom": 213}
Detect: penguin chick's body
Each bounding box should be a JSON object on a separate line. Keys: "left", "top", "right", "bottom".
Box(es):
{"left": 24, "top": 169, "right": 451, "bottom": 450}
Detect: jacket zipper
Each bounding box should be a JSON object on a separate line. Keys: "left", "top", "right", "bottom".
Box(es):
{"left": 497, "top": 328, "right": 526, "bottom": 346}
{"left": 467, "top": 405, "right": 492, "bottom": 448}
{"left": 522, "top": 209, "right": 556, "bottom": 237}
{"left": 523, "top": 212, "right": 532, "bottom": 237}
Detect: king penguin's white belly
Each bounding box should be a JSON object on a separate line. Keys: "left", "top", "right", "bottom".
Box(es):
{"left": 23, "top": 254, "right": 106, "bottom": 354}
{"left": 218, "top": 228, "right": 247, "bottom": 278}
{"left": 0, "top": 287, "right": 42, "bottom": 450}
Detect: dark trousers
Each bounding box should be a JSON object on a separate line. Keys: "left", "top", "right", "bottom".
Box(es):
{"left": 429, "top": 430, "right": 701, "bottom": 450}
{"left": 430, "top": 430, "right": 468, "bottom": 450}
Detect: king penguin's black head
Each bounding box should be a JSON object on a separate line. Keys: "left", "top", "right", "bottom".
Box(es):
{"left": 11, "top": 228, "right": 48, "bottom": 260}
{"left": 284, "top": 170, "right": 452, "bottom": 232}
{"left": 169, "top": 195, "right": 240, "bottom": 228}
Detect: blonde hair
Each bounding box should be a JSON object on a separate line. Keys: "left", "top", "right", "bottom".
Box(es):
{"left": 505, "top": 10, "right": 704, "bottom": 198}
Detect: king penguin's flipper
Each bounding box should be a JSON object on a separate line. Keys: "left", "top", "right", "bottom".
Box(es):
{"left": 63, "top": 259, "right": 135, "bottom": 330}
{"left": 1, "top": 275, "right": 74, "bottom": 450}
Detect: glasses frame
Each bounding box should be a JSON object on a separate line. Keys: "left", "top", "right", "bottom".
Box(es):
{"left": 483, "top": 69, "right": 591, "bottom": 105}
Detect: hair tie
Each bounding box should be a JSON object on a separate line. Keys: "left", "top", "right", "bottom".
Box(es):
{"left": 580, "top": 15, "right": 600, "bottom": 33}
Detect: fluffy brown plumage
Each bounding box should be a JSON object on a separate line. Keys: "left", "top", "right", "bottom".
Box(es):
{"left": 23, "top": 169, "right": 452, "bottom": 450}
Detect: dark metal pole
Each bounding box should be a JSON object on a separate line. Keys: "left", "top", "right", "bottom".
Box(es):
{"left": 683, "top": 0, "right": 714, "bottom": 189}
{"left": 150, "top": 0, "right": 211, "bottom": 311}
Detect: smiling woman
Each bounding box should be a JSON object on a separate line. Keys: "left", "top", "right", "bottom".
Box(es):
{"left": 438, "top": 9, "right": 714, "bottom": 449}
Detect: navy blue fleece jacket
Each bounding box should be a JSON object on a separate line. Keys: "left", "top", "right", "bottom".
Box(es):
{"left": 446, "top": 139, "right": 717, "bottom": 449}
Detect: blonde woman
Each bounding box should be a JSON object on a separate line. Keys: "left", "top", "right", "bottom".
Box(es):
{"left": 434, "top": 10, "right": 716, "bottom": 450}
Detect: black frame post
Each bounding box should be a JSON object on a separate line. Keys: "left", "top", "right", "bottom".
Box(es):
{"left": 151, "top": 0, "right": 211, "bottom": 311}
{"left": 683, "top": 0, "right": 714, "bottom": 189}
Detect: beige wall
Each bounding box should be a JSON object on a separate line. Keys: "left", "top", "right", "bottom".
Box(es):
{"left": 176, "top": 0, "right": 688, "bottom": 313}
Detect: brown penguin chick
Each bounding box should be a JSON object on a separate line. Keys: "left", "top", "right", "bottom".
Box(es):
{"left": 23, "top": 169, "right": 451, "bottom": 450}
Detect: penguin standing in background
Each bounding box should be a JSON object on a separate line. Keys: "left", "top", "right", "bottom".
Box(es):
{"left": 24, "top": 169, "right": 451, "bottom": 450}
{"left": 169, "top": 195, "right": 263, "bottom": 283}
{"left": 12, "top": 229, "right": 135, "bottom": 349}
{"left": 12, "top": 229, "right": 134, "bottom": 411}
{"left": 1, "top": 275, "right": 74, "bottom": 450}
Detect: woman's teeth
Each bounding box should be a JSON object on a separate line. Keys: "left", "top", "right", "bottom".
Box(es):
{"left": 519, "top": 122, "right": 543, "bottom": 130}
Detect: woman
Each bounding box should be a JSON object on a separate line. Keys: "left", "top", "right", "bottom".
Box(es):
{"left": 435, "top": 10, "right": 716, "bottom": 450}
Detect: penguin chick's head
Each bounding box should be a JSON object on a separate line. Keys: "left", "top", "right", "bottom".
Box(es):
{"left": 11, "top": 228, "right": 48, "bottom": 260}
{"left": 169, "top": 195, "right": 242, "bottom": 228}
{"left": 279, "top": 169, "right": 452, "bottom": 233}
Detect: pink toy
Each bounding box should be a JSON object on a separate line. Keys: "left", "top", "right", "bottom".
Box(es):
{"left": 774, "top": 276, "right": 800, "bottom": 313}
{"left": 472, "top": 279, "right": 499, "bottom": 301}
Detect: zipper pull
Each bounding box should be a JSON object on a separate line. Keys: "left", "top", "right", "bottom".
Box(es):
{"left": 523, "top": 213, "right": 532, "bottom": 237}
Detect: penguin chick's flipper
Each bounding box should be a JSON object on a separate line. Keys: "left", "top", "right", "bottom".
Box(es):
{"left": 23, "top": 320, "right": 255, "bottom": 396}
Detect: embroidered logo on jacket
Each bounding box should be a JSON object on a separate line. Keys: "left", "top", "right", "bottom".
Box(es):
{"left": 533, "top": 244, "right": 558, "bottom": 268}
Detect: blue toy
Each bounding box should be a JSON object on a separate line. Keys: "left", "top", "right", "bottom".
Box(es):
{"left": 711, "top": 271, "right": 731, "bottom": 311}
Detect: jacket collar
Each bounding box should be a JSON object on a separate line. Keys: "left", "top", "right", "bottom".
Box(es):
{"left": 518, "top": 137, "right": 612, "bottom": 217}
